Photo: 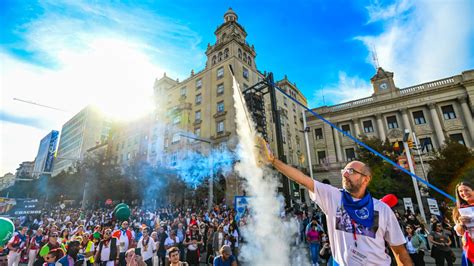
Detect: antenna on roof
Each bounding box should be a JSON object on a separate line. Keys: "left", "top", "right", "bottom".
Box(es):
{"left": 371, "top": 45, "right": 380, "bottom": 70}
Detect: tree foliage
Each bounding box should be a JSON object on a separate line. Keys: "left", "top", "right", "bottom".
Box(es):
{"left": 428, "top": 139, "right": 474, "bottom": 202}
{"left": 356, "top": 136, "right": 415, "bottom": 199}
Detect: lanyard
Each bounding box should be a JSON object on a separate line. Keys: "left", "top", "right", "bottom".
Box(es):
{"left": 351, "top": 219, "right": 358, "bottom": 247}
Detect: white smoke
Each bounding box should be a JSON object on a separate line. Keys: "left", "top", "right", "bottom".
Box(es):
{"left": 231, "top": 72, "right": 309, "bottom": 265}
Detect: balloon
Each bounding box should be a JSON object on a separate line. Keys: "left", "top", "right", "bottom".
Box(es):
{"left": 381, "top": 194, "right": 398, "bottom": 208}
{"left": 0, "top": 217, "right": 15, "bottom": 246}
{"left": 113, "top": 203, "right": 128, "bottom": 213}
{"left": 114, "top": 206, "right": 131, "bottom": 221}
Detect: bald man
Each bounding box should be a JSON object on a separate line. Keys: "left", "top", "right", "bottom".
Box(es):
{"left": 259, "top": 139, "right": 412, "bottom": 266}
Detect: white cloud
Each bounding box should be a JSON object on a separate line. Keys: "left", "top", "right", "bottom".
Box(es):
{"left": 0, "top": 2, "right": 204, "bottom": 175}
{"left": 359, "top": 0, "right": 473, "bottom": 87}
{"left": 309, "top": 72, "right": 373, "bottom": 107}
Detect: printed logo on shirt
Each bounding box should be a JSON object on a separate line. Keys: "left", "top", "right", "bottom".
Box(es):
{"left": 335, "top": 205, "right": 379, "bottom": 238}
{"left": 355, "top": 207, "right": 369, "bottom": 220}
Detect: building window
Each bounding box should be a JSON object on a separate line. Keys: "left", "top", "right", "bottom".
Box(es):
{"left": 172, "top": 114, "right": 181, "bottom": 124}
{"left": 315, "top": 128, "right": 323, "bottom": 140}
{"left": 195, "top": 110, "right": 201, "bottom": 121}
{"left": 195, "top": 94, "right": 202, "bottom": 105}
{"left": 217, "top": 67, "right": 224, "bottom": 79}
{"left": 218, "top": 52, "right": 222, "bottom": 62}
{"left": 243, "top": 67, "right": 249, "bottom": 79}
{"left": 248, "top": 56, "right": 252, "bottom": 67}
{"left": 238, "top": 49, "right": 242, "bottom": 59}
{"left": 180, "top": 87, "right": 186, "bottom": 96}
{"left": 419, "top": 137, "right": 434, "bottom": 152}
{"left": 363, "top": 120, "right": 374, "bottom": 133}
{"left": 450, "top": 133, "right": 465, "bottom": 145}
{"left": 217, "top": 83, "right": 224, "bottom": 95}
{"left": 212, "top": 56, "right": 217, "bottom": 65}
{"left": 224, "top": 48, "right": 229, "bottom": 59}
{"left": 412, "top": 111, "right": 426, "bottom": 125}
{"left": 283, "top": 97, "right": 287, "bottom": 106}
{"left": 196, "top": 79, "right": 202, "bottom": 90}
{"left": 341, "top": 124, "right": 351, "bottom": 135}
{"left": 216, "top": 121, "right": 225, "bottom": 134}
{"left": 194, "top": 127, "right": 201, "bottom": 137}
{"left": 217, "top": 101, "right": 224, "bottom": 113}
{"left": 171, "top": 133, "right": 181, "bottom": 144}
{"left": 442, "top": 105, "right": 456, "bottom": 120}
{"left": 317, "top": 151, "right": 326, "bottom": 164}
{"left": 345, "top": 148, "right": 356, "bottom": 161}
{"left": 386, "top": 116, "right": 399, "bottom": 129}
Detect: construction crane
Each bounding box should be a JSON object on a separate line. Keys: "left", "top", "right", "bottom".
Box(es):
{"left": 13, "top": 98, "right": 69, "bottom": 112}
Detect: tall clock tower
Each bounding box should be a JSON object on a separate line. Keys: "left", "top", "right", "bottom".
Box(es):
{"left": 371, "top": 67, "right": 397, "bottom": 95}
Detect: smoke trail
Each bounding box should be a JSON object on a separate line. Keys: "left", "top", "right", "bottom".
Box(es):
{"left": 231, "top": 74, "right": 309, "bottom": 265}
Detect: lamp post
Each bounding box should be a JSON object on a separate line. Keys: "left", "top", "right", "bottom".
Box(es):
{"left": 403, "top": 129, "right": 427, "bottom": 223}
{"left": 178, "top": 132, "right": 214, "bottom": 211}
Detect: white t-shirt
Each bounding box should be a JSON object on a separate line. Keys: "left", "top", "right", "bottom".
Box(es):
{"left": 137, "top": 237, "right": 156, "bottom": 261}
{"left": 309, "top": 181, "right": 405, "bottom": 266}
{"left": 117, "top": 231, "right": 130, "bottom": 253}
{"left": 100, "top": 242, "right": 118, "bottom": 266}
{"left": 164, "top": 237, "right": 178, "bottom": 256}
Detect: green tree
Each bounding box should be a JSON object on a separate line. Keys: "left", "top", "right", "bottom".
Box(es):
{"left": 428, "top": 139, "right": 474, "bottom": 201}
{"left": 356, "top": 136, "right": 414, "bottom": 199}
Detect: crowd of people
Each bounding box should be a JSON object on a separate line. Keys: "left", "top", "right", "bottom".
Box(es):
{"left": 1, "top": 204, "right": 241, "bottom": 266}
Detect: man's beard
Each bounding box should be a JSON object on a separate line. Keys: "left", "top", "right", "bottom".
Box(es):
{"left": 343, "top": 178, "right": 362, "bottom": 194}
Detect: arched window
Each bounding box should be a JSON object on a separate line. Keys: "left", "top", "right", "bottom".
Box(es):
{"left": 218, "top": 52, "right": 223, "bottom": 62}
{"left": 248, "top": 56, "right": 252, "bottom": 66}
{"left": 222, "top": 33, "right": 227, "bottom": 41}
{"left": 224, "top": 48, "right": 229, "bottom": 59}
{"left": 243, "top": 53, "right": 247, "bottom": 63}
{"left": 212, "top": 55, "right": 217, "bottom": 65}
{"left": 238, "top": 49, "right": 242, "bottom": 59}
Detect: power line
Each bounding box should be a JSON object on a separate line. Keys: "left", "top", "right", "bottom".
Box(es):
{"left": 13, "top": 98, "right": 69, "bottom": 112}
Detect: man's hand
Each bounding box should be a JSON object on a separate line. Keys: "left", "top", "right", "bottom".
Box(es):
{"left": 256, "top": 137, "right": 274, "bottom": 166}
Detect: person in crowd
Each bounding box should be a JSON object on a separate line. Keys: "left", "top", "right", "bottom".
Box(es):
{"left": 257, "top": 138, "right": 412, "bottom": 265}
{"left": 428, "top": 221, "right": 453, "bottom": 266}
{"left": 56, "top": 239, "right": 84, "bottom": 266}
{"left": 156, "top": 226, "right": 168, "bottom": 266}
{"left": 306, "top": 223, "right": 321, "bottom": 266}
{"left": 167, "top": 247, "right": 188, "bottom": 266}
{"left": 184, "top": 224, "right": 202, "bottom": 266}
{"left": 38, "top": 231, "right": 65, "bottom": 266}
{"left": 206, "top": 226, "right": 215, "bottom": 265}
{"left": 175, "top": 223, "right": 186, "bottom": 261}
{"left": 124, "top": 248, "right": 146, "bottom": 266}
{"left": 112, "top": 221, "right": 135, "bottom": 266}
{"left": 452, "top": 181, "right": 474, "bottom": 266}
{"left": 405, "top": 224, "right": 426, "bottom": 266}
{"left": 213, "top": 245, "right": 236, "bottom": 266}
{"left": 6, "top": 226, "right": 28, "bottom": 266}
{"left": 59, "top": 229, "right": 70, "bottom": 245}
{"left": 43, "top": 248, "right": 65, "bottom": 266}
{"left": 80, "top": 232, "right": 95, "bottom": 266}
{"left": 137, "top": 227, "right": 155, "bottom": 266}
{"left": 164, "top": 230, "right": 179, "bottom": 265}
{"left": 227, "top": 224, "right": 239, "bottom": 260}
{"left": 212, "top": 226, "right": 225, "bottom": 257}
{"left": 95, "top": 228, "right": 119, "bottom": 266}
{"left": 319, "top": 233, "right": 332, "bottom": 265}
{"left": 27, "top": 227, "right": 45, "bottom": 266}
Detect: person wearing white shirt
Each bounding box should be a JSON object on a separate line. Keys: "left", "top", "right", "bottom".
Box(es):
{"left": 137, "top": 227, "right": 156, "bottom": 266}
{"left": 258, "top": 138, "right": 412, "bottom": 266}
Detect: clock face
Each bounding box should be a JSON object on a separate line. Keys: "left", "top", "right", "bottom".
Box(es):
{"left": 379, "top": 82, "right": 388, "bottom": 90}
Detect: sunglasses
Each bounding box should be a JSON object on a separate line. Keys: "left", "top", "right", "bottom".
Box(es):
{"left": 341, "top": 168, "right": 367, "bottom": 176}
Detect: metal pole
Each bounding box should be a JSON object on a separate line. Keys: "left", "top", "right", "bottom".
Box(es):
{"left": 412, "top": 132, "right": 429, "bottom": 183}
{"left": 403, "top": 138, "right": 427, "bottom": 223}
{"left": 301, "top": 109, "right": 314, "bottom": 180}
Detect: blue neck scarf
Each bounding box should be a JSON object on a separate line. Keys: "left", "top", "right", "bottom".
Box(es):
{"left": 341, "top": 190, "right": 374, "bottom": 228}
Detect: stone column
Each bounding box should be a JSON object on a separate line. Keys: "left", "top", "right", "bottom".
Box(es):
{"left": 458, "top": 96, "right": 474, "bottom": 145}
{"left": 352, "top": 118, "right": 361, "bottom": 137}
{"left": 376, "top": 114, "right": 386, "bottom": 141}
{"left": 428, "top": 103, "right": 445, "bottom": 147}
{"left": 400, "top": 108, "right": 412, "bottom": 132}
{"left": 333, "top": 126, "right": 343, "bottom": 162}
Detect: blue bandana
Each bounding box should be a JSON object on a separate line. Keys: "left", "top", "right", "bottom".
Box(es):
{"left": 341, "top": 190, "right": 374, "bottom": 228}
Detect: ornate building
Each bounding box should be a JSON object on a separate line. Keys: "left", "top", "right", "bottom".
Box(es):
{"left": 306, "top": 68, "right": 474, "bottom": 186}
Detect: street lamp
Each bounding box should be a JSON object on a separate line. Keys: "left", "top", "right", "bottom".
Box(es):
{"left": 178, "top": 132, "right": 214, "bottom": 211}
{"left": 403, "top": 129, "right": 427, "bottom": 223}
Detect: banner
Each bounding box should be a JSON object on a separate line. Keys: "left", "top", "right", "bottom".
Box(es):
{"left": 0, "top": 198, "right": 42, "bottom": 216}
{"left": 403, "top": 198, "right": 414, "bottom": 213}
{"left": 234, "top": 196, "right": 249, "bottom": 222}
{"left": 427, "top": 198, "right": 441, "bottom": 216}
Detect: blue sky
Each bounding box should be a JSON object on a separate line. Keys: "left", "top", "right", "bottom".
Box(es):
{"left": 1, "top": 0, "right": 473, "bottom": 175}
